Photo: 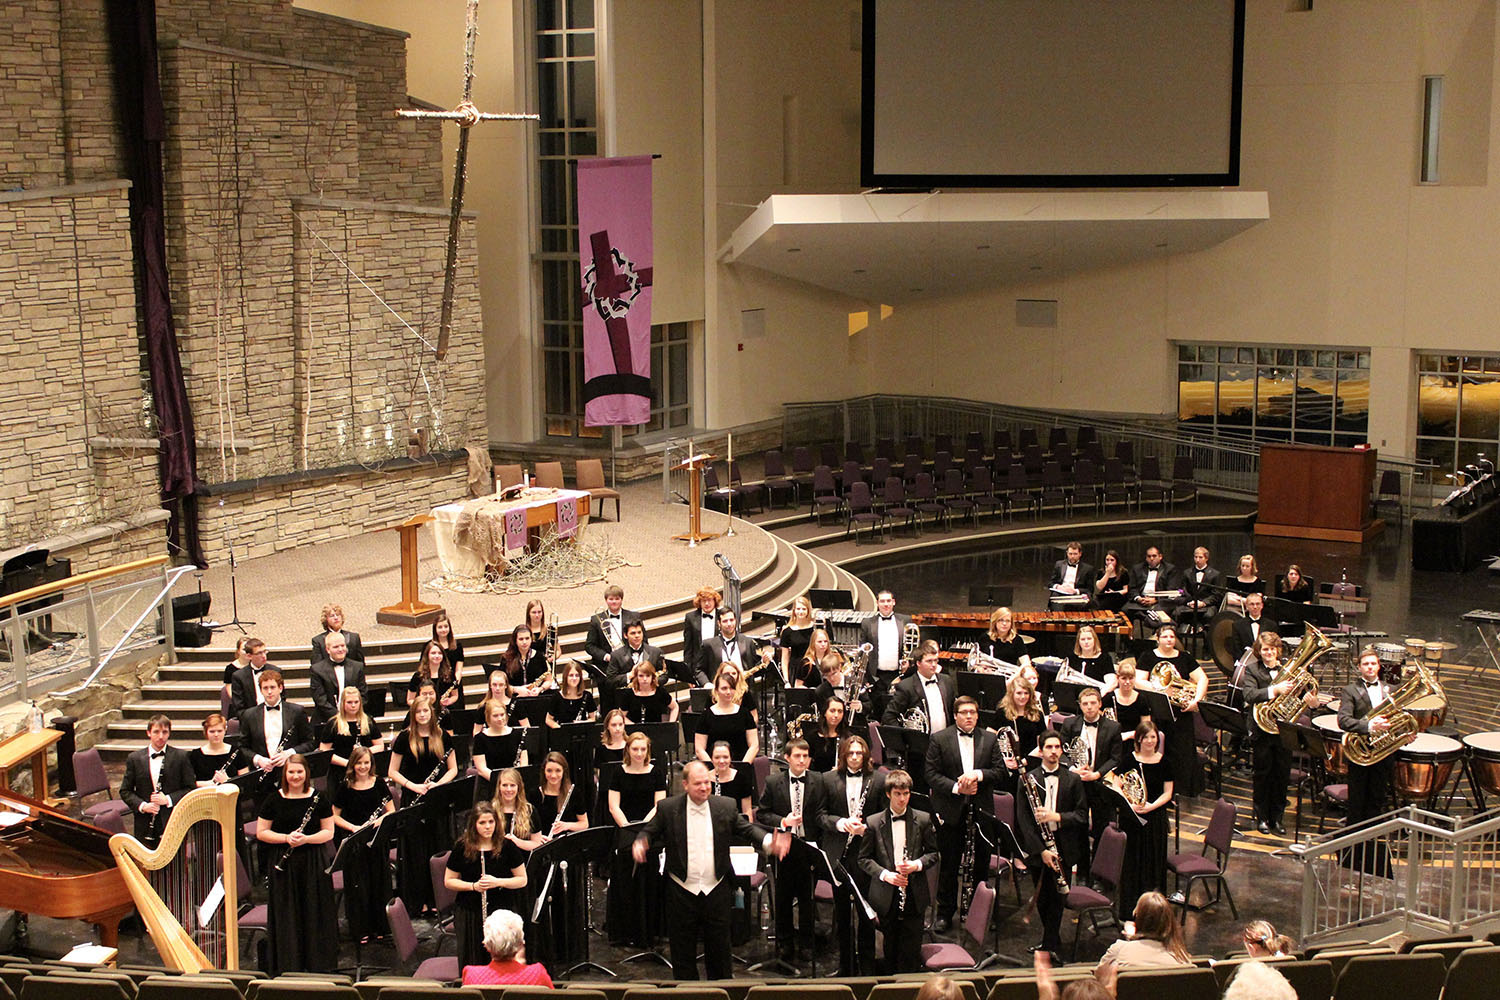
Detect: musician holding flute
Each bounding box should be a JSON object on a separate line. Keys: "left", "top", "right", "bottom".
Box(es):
{"left": 255, "top": 753, "right": 336, "bottom": 975}
{"left": 120, "top": 714, "right": 196, "bottom": 847}
{"left": 857, "top": 768, "right": 938, "bottom": 974}
{"left": 1015, "top": 731, "right": 1089, "bottom": 962}
{"left": 332, "top": 745, "right": 394, "bottom": 945}
{"left": 444, "top": 801, "right": 528, "bottom": 970}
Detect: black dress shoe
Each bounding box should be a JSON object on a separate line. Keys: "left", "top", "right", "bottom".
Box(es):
{"left": 1272, "top": 822, "right": 1288, "bottom": 836}
{"left": 935, "top": 916, "right": 954, "bottom": 933}
{"left": 1257, "top": 821, "right": 1271, "bottom": 835}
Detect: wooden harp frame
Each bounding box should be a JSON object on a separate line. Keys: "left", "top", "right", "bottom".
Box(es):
{"left": 108, "top": 783, "right": 241, "bottom": 971}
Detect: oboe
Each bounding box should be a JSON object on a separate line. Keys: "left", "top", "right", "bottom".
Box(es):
{"left": 273, "top": 791, "right": 321, "bottom": 872}
{"left": 1021, "top": 771, "right": 1070, "bottom": 896}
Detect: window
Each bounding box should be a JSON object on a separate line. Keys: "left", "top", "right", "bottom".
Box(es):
{"left": 1176, "top": 342, "right": 1370, "bottom": 446}
{"left": 1416, "top": 353, "right": 1500, "bottom": 482}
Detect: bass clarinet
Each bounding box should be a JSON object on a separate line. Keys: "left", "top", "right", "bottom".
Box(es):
{"left": 1021, "top": 771, "right": 1070, "bottom": 896}
{"left": 272, "top": 791, "right": 321, "bottom": 873}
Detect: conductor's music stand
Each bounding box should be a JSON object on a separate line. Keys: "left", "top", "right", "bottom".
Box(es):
{"left": 672, "top": 453, "right": 720, "bottom": 547}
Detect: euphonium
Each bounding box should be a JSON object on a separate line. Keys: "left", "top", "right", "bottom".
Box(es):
{"left": 1252, "top": 625, "right": 1334, "bottom": 735}
{"left": 966, "top": 646, "right": 1020, "bottom": 678}
{"left": 1343, "top": 663, "right": 1445, "bottom": 766}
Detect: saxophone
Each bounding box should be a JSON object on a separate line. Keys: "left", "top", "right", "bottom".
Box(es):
{"left": 1021, "top": 771, "right": 1070, "bottom": 896}
{"left": 1343, "top": 664, "right": 1445, "bottom": 766}
{"left": 1252, "top": 625, "right": 1334, "bottom": 735}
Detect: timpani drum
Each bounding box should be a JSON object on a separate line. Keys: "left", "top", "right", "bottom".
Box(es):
{"left": 1313, "top": 715, "right": 1348, "bottom": 777}
{"left": 1393, "top": 732, "right": 1463, "bottom": 800}
{"left": 1462, "top": 731, "right": 1500, "bottom": 799}
{"left": 1406, "top": 693, "right": 1448, "bottom": 732}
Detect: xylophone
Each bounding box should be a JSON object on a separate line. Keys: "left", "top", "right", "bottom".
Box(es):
{"left": 763, "top": 607, "right": 877, "bottom": 646}
{"left": 913, "top": 609, "right": 1132, "bottom": 635}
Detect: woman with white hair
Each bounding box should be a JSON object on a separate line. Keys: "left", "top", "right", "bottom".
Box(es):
{"left": 460, "top": 908, "right": 554, "bottom": 987}
{"left": 1222, "top": 960, "right": 1297, "bottom": 1000}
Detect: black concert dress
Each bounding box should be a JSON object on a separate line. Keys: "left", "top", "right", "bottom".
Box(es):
{"left": 320, "top": 719, "right": 381, "bottom": 794}
{"left": 1067, "top": 652, "right": 1115, "bottom": 687}
{"left": 332, "top": 780, "right": 392, "bottom": 941}
{"left": 996, "top": 708, "right": 1046, "bottom": 792}
{"left": 1276, "top": 579, "right": 1315, "bottom": 604}
{"left": 779, "top": 625, "right": 814, "bottom": 667}
{"left": 257, "top": 791, "right": 337, "bottom": 975}
{"left": 440, "top": 638, "right": 466, "bottom": 676}
{"left": 710, "top": 767, "right": 756, "bottom": 814}
{"left": 532, "top": 787, "right": 591, "bottom": 964}
{"left": 189, "top": 747, "right": 242, "bottom": 783}
{"left": 548, "top": 690, "right": 597, "bottom": 725}
{"left": 593, "top": 744, "right": 626, "bottom": 823}
{"left": 1106, "top": 692, "right": 1151, "bottom": 742}
{"left": 977, "top": 634, "right": 1030, "bottom": 664}
{"left": 1135, "top": 650, "right": 1202, "bottom": 795}
{"left": 1117, "top": 756, "right": 1171, "bottom": 918}
{"left": 622, "top": 688, "right": 672, "bottom": 725}
{"left": 606, "top": 764, "right": 664, "bottom": 947}
{"left": 1094, "top": 569, "right": 1132, "bottom": 612}
{"left": 806, "top": 728, "right": 848, "bottom": 774}
{"left": 472, "top": 729, "right": 525, "bottom": 776}
{"left": 393, "top": 734, "right": 449, "bottom": 913}
{"left": 446, "top": 837, "right": 527, "bottom": 969}
{"left": 698, "top": 703, "right": 757, "bottom": 761}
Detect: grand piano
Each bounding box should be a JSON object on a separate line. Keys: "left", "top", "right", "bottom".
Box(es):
{"left": 0, "top": 785, "right": 134, "bottom": 944}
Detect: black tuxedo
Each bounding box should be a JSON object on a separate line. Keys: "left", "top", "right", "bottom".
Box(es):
{"left": 924, "top": 725, "right": 1006, "bottom": 919}
{"left": 1242, "top": 659, "right": 1294, "bottom": 827}
{"left": 237, "top": 700, "right": 317, "bottom": 775}
{"left": 119, "top": 745, "right": 196, "bottom": 844}
{"left": 636, "top": 792, "right": 770, "bottom": 980}
{"left": 857, "top": 807, "right": 939, "bottom": 973}
{"left": 1049, "top": 559, "right": 1094, "bottom": 597}
{"left": 697, "top": 633, "right": 759, "bottom": 685}
{"left": 881, "top": 671, "right": 956, "bottom": 731}
{"left": 1174, "top": 565, "right": 1225, "bottom": 629}
{"left": 308, "top": 657, "right": 368, "bottom": 726}
{"left": 1124, "top": 560, "right": 1181, "bottom": 630}
{"left": 681, "top": 609, "right": 720, "bottom": 678}
{"left": 860, "top": 613, "right": 913, "bottom": 675}
{"left": 818, "top": 768, "right": 886, "bottom": 975}
{"left": 1058, "top": 713, "right": 1125, "bottom": 865}
{"left": 759, "top": 769, "right": 828, "bottom": 960}
{"left": 1339, "top": 680, "right": 1396, "bottom": 824}
{"left": 228, "top": 664, "right": 277, "bottom": 718}
{"left": 586, "top": 609, "right": 644, "bottom": 667}
{"left": 1014, "top": 764, "right": 1089, "bottom": 953}
{"left": 606, "top": 642, "right": 665, "bottom": 686}
{"left": 1231, "top": 615, "right": 1268, "bottom": 659}
{"left": 310, "top": 629, "right": 364, "bottom": 664}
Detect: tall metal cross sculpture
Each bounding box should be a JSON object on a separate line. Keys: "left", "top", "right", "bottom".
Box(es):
{"left": 395, "top": 0, "right": 537, "bottom": 360}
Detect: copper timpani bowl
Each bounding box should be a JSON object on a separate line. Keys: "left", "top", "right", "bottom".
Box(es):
{"left": 1463, "top": 731, "right": 1500, "bottom": 798}
{"left": 1393, "top": 732, "right": 1463, "bottom": 800}
{"left": 1314, "top": 715, "right": 1348, "bottom": 777}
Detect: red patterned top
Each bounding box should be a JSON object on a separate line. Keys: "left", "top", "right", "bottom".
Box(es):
{"left": 461, "top": 960, "right": 554, "bottom": 988}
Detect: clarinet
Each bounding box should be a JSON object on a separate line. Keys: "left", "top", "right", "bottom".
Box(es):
{"left": 324, "top": 790, "right": 391, "bottom": 874}
{"left": 414, "top": 749, "right": 453, "bottom": 798}
{"left": 1021, "top": 771, "right": 1071, "bottom": 896}
{"left": 216, "top": 747, "right": 242, "bottom": 783}
{"left": 259, "top": 723, "right": 297, "bottom": 790}
{"left": 897, "top": 836, "right": 909, "bottom": 912}
{"left": 273, "top": 791, "right": 321, "bottom": 872}
{"left": 840, "top": 772, "right": 874, "bottom": 862}
{"left": 147, "top": 760, "right": 165, "bottom": 841}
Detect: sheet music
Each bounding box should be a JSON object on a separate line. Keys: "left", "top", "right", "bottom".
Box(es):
{"left": 729, "top": 844, "right": 757, "bottom": 876}
{"left": 197, "top": 876, "right": 225, "bottom": 927}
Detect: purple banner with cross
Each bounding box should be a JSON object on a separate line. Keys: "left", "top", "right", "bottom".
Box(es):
{"left": 577, "top": 156, "right": 653, "bottom": 426}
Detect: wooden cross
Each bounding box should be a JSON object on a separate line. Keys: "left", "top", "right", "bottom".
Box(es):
{"left": 394, "top": 0, "right": 538, "bottom": 360}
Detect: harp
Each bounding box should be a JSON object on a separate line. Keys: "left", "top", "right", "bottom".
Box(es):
{"left": 108, "top": 784, "right": 241, "bottom": 970}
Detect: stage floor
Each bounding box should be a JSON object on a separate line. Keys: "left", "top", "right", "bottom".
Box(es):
{"left": 171, "top": 478, "right": 773, "bottom": 646}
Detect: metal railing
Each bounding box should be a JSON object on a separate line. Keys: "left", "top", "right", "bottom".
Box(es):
{"left": 0, "top": 556, "right": 197, "bottom": 706}
{"left": 783, "top": 394, "right": 1438, "bottom": 512}
{"left": 1289, "top": 806, "right": 1500, "bottom": 943}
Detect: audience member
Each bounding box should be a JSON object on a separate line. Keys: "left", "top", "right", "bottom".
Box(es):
{"left": 461, "top": 908, "right": 554, "bottom": 986}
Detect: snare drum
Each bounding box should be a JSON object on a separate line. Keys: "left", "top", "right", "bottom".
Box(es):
{"left": 1313, "top": 715, "right": 1348, "bottom": 776}
{"left": 1393, "top": 732, "right": 1463, "bottom": 800}
{"left": 1464, "top": 731, "right": 1500, "bottom": 798}
{"left": 1407, "top": 694, "right": 1448, "bottom": 732}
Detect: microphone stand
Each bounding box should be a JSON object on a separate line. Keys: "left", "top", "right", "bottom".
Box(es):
{"left": 216, "top": 500, "right": 256, "bottom": 634}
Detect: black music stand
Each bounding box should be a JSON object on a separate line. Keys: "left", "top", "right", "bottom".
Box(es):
{"left": 547, "top": 721, "right": 603, "bottom": 809}
{"left": 957, "top": 671, "right": 1010, "bottom": 707}
{"left": 327, "top": 814, "right": 394, "bottom": 977}
{"left": 1197, "top": 700, "right": 1250, "bottom": 802}
{"left": 877, "top": 726, "right": 931, "bottom": 791}
{"left": 529, "top": 827, "right": 616, "bottom": 978}
{"left": 511, "top": 695, "right": 551, "bottom": 728}
{"left": 968, "top": 811, "right": 1024, "bottom": 967}
{"left": 1051, "top": 680, "right": 1089, "bottom": 716}
{"left": 687, "top": 688, "right": 713, "bottom": 714}
{"left": 444, "top": 708, "right": 483, "bottom": 766}
{"left": 416, "top": 774, "right": 480, "bottom": 841}
{"left": 830, "top": 848, "right": 878, "bottom": 976}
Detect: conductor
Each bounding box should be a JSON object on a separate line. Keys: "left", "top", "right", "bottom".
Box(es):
{"left": 633, "top": 760, "right": 792, "bottom": 980}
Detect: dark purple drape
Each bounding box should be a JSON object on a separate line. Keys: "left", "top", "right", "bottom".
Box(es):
{"left": 108, "top": 0, "right": 205, "bottom": 566}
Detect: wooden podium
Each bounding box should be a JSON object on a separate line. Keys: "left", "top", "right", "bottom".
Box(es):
{"left": 1254, "top": 443, "right": 1383, "bottom": 543}
{"left": 377, "top": 513, "right": 445, "bottom": 627}
{"left": 672, "top": 453, "right": 720, "bottom": 546}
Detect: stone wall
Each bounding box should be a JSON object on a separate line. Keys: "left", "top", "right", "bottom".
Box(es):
{"left": 0, "top": 0, "right": 65, "bottom": 189}
{"left": 0, "top": 182, "right": 162, "bottom": 554}
{"left": 197, "top": 449, "right": 472, "bottom": 564}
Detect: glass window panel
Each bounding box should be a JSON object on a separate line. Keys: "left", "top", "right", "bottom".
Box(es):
{"left": 540, "top": 227, "right": 570, "bottom": 253}
{"left": 1236, "top": 347, "right": 1255, "bottom": 364}
{"left": 1256, "top": 367, "right": 1294, "bottom": 429}
{"left": 579, "top": 423, "right": 605, "bottom": 439}
{"left": 1459, "top": 376, "right": 1500, "bottom": 440}
{"left": 649, "top": 345, "right": 664, "bottom": 408}
{"left": 1417, "top": 354, "right": 1442, "bottom": 371}
{"left": 544, "top": 352, "right": 570, "bottom": 412}
{"left": 568, "top": 32, "right": 595, "bottom": 57}
{"left": 1217, "top": 365, "right": 1253, "bottom": 426}
{"left": 1217, "top": 346, "right": 1236, "bottom": 363}
{"left": 539, "top": 159, "right": 568, "bottom": 227}
{"left": 1334, "top": 433, "right": 1363, "bottom": 449}
{"left": 1414, "top": 438, "right": 1453, "bottom": 481}
{"left": 1178, "top": 365, "right": 1215, "bottom": 423}
{"left": 1257, "top": 348, "right": 1274, "bottom": 365}
{"left": 1463, "top": 356, "right": 1487, "bottom": 373}
{"left": 541, "top": 260, "right": 571, "bottom": 319}
{"left": 537, "top": 62, "right": 566, "bottom": 128}
{"left": 542, "top": 323, "right": 570, "bottom": 348}
{"left": 537, "top": 34, "right": 562, "bottom": 59}
{"left": 1357, "top": 352, "right": 1370, "bottom": 369}
{"left": 567, "top": 0, "right": 595, "bottom": 29}
{"left": 1295, "top": 368, "right": 1334, "bottom": 430}
{"left": 1486, "top": 356, "right": 1500, "bottom": 374}
{"left": 568, "top": 62, "right": 596, "bottom": 128}
{"left": 645, "top": 411, "right": 663, "bottom": 433}
{"left": 539, "top": 131, "right": 566, "bottom": 156}
{"left": 1417, "top": 374, "right": 1459, "bottom": 437}
{"left": 1178, "top": 344, "right": 1195, "bottom": 362}
{"left": 546, "top": 416, "right": 573, "bottom": 436}
{"left": 651, "top": 324, "right": 665, "bottom": 346}
{"left": 537, "top": 0, "right": 564, "bottom": 32}
{"left": 1315, "top": 351, "right": 1335, "bottom": 368}
{"left": 1334, "top": 369, "right": 1369, "bottom": 433}
{"left": 1338, "top": 351, "right": 1357, "bottom": 368}
{"left": 1297, "top": 350, "right": 1315, "bottom": 366}
{"left": 670, "top": 408, "right": 689, "bottom": 428}
{"left": 569, "top": 130, "right": 597, "bottom": 156}
{"left": 1277, "top": 349, "right": 1295, "bottom": 366}
{"left": 1458, "top": 440, "right": 1491, "bottom": 474}
{"left": 669, "top": 342, "right": 689, "bottom": 405}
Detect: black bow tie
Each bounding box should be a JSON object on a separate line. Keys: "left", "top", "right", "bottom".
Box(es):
{"left": 1083, "top": 720, "right": 1099, "bottom": 728}
{"left": 924, "top": 679, "right": 937, "bottom": 686}
{"left": 846, "top": 772, "right": 862, "bottom": 781}
{"left": 150, "top": 750, "right": 166, "bottom": 759}
{"left": 790, "top": 776, "right": 806, "bottom": 784}
{"left": 958, "top": 729, "right": 974, "bottom": 739}
{"left": 890, "top": 812, "right": 908, "bottom": 824}
{"left": 880, "top": 615, "right": 894, "bottom": 621}
{"left": 265, "top": 704, "right": 281, "bottom": 712}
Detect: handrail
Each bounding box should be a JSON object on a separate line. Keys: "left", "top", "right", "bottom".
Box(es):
{"left": 0, "top": 555, "right": 171, "bottom": 611}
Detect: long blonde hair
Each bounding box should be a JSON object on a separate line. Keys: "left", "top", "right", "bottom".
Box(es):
{"left": 332, "top": 687, "right": 373, "bottom": 737}
{"left": 491, "top": 767, "right": 534, "bottom": 838}
{"left": 999, "top": 674, "right": 1042, "bottom": 722}
{"left": 403, "top": 695, "right": 446, "bottom": 759}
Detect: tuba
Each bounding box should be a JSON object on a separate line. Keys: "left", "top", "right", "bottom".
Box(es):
{"left": 1252, "top": 625, "right": 1334, "bottom": 735}
{"left": 1343, "top": 664, "right": 1446, "bottom": 766}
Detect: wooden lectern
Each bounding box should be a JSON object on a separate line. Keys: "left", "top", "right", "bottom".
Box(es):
{"left": 1255, "top": 443, "right": 1383, "bottom": 543}
{"left": 672, "top": 453, "right": 720, "bottom": 546}
{"left": 377, "top": 513, "right": 445, "bottom": 627}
